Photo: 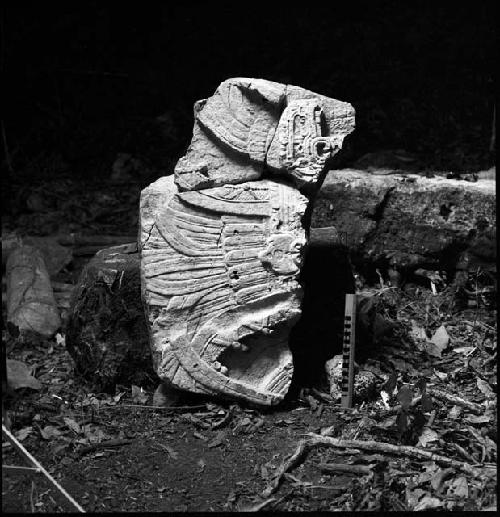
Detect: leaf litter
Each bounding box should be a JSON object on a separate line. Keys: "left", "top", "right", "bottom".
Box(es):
{"left": 2, "top": 231, "right": 497, "bottom": 511}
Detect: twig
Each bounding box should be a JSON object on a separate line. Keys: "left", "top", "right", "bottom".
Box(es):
{"left": 77, "top": 438, "right": 132, "bottom": 456}
{"left": 239, "top": 496, "right": 278, "bottom": 512}
{"left": 354, "top": 491, "right": 372, "bottom": 511}
{"left": 2, "top": 424, "right": 85, "bottom": 512}
{"left": 263, "top": 439, "right": 311, "bottom": 496}
{"left": 306, "top": 434, "right": 486, "bottom": 477}
{"left": 462, "top": 319, "right": 496, "bottom": 332}
{"left": 99, "top": 404, "right": 207, "bottom": 411}
{"left": 427, "top": 388, "right": 483, "bottom": 415}
{"left": 212, "top": 408, "right": 234, "bottom": 430}
{"left": 427, "top": 410, "right": 437, "bottom": 428}
{"left": 450, "top": 442, "right": 476, "bottom": 464}
{"left": 2, "top": 464, "right": 41, "bottom": 473}
{"left": 318, "top": 462, "right": 373, "bottom": 475}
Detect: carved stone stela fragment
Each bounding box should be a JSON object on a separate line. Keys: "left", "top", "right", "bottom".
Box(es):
{"left": 140, "top": 78, "right": 355, "bottom": 405}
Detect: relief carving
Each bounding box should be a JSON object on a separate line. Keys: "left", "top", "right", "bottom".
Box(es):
{"left": 140, "top": 78, "right": 354, "bottom": 405}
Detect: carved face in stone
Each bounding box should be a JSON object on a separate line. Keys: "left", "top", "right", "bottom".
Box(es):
{"left": 267, "top": 99, "right": 338, "bottom": 185}
{"left": 258, "top": 233, "right": 306, "bottom": 275}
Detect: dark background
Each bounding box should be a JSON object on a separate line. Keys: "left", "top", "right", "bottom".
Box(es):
{"left": 1, "top": 2, "right": 496, "bottom": 205}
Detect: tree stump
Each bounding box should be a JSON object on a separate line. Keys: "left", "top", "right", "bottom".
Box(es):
{"left": 65, "top": 243, "right": 156, "bottom": 392}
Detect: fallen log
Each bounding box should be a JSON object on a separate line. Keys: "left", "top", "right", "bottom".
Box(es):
{"left": 6, "top": 245, "right": 61, "bottom": 338}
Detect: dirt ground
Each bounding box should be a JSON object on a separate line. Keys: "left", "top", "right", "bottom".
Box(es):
{"left": 2, "top": 175, "right": 497, "bottom": 512}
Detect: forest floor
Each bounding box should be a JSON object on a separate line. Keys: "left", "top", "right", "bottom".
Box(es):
{"left": 2, "top": 174, "right": 497, "bottom": 512}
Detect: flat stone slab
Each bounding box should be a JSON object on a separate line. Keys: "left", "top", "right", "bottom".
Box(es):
{"left": 311, "top": 169, "right": 496, "bottom": 268}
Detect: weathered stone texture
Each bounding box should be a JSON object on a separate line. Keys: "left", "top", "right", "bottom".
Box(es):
{"left": 141, "top": 176, "right": 307, "bottom": 405}
{"left": 311, "top": 170, "right": 496, "bottom": 269}
{"left": 174, "top": 78, "right": 355, "bottom": 191}
{"left": 141, "top": 78, "right": 355, "bottom": 405}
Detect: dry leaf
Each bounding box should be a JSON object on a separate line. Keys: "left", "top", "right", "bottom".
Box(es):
{"left": 381, "top": 372, "right": 398, "bottom": 395}
{"left": 208, "top": 430, "right": 227, "bottom": 448}
{"left": 131, "top": 385, "right": 148, "bottom": 404}
{"left": 113, "top": 392, "right": 125, "bottom": 403}
{"left": 378, "top": 415, "right": 397, "bottom": 429}
{"left": 159, "top": 444, "right": 178, "bottom": 459}
{"left": 453, "top": 346, "right": 475, "bottom": 355}
{"left": 320, "top": 425, "right": 336, "bottom": 436}
{"left": 430, "top": 325, "right": 450, "bottom": 355}
{"left": 466, "top": 414, "right": 490, "bottom": 424}
{"left": 306, "top": 395, "right": 318, "bottom": 411}
{"left": 82, "top": 425, "right": 107, "bottom": 443}
{"left": 63, "top": 417, "right": 81, "bottom": 434}
{"left": 380, "top": 391, "right": 391, "bottom": 409}
{"left": 418, "top": 427, "right": 439, "bottom": 447}
{"left": 406, "top": 488, "right": 426, "bottom": 508}
{"left": 410, "top": 320, "right": 427, "bottom": 341}
{"left": 477, "top": 379, "right": 495, "bottom": 398}
{"left": 414, "top": 496, "right": 443, "bottom": 511}
{"left": 415, "top": 469, "right": 434, "bottom": 485}
{"left": 430, "top": 468, "right": 454, "bottom": 491}
{"left": 15, "top": 427, "right": 33, "bottom": 441}
{"left": 433, "top": 370, "right": 447, "bottom": 380}
{"left": 6, "top": 360, "right": 42, "bottom": 391}
{"left": 40, "top": 425, "right": 63, "bottom": 440}
{"left": 447, "top": 476, "right": 468, "bottom": 498}
{"left": 239, "top": 497, "right": 277, "bottom": 512}
{"left": 448, "top": 405, "right": 461, "bottom": 419}
{"left": 397, "top": 385, "right": 413, "bottom": 409}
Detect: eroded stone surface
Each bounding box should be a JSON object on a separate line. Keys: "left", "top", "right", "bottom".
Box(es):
{"left": 312, "top": 170, "right": 496, "bottom": 268}
{"left": 174, "top": 77, "right": 355, "bottom": 191}
{"left": 141, "top": 78, "right": 355, "bottom": 405}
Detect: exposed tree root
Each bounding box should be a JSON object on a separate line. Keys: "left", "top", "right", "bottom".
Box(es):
{"left": 427, "top": 388, "right": 484, "bottom": 414}
{"left": 263, "top": 433, "right": 494, "bottom": 497}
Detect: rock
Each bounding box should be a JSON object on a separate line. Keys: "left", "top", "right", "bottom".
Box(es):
{"left": 22, "top": 236, "right": 73, "bottom": 277}
{"left": 311, "top": 169, "right": 496, "bottom": 274}
{"left": 140, "top": 78, "right": 355, "bottom": 405}
{"left": 6, "top": 245, "right": 61, "bottom": 338}
{"left": 6, "top": 359, "right": 42, "bottom": 391}
{"left": 2, "top": 234, "right": 72, "bottom": 276}
{"left": 325, "top": 355, "right": 376, "bottom": 402}
{"left": 152, "top": 382, "right": 183, "bottom": 407}
{"left": 65, "top": 244, "right": 155, "bottom": 392}
{"left": 174, "top": 77, "right": 355, "bottom": 191}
